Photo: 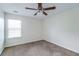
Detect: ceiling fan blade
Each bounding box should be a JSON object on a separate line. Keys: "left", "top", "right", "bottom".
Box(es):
{"left": 25, "top": 7, "right": 37, "bottom": 10}
{"left": 43, "top": 11, "right": 48, "bottom": 16}
{"left": 38, "top": 3, "right": 42, "bottom": 10}
{"left": 34, "top": 11, "right": 39, "bottom": 16}
{"left": 43, "top": 6, "right": 56, "bottom": 10}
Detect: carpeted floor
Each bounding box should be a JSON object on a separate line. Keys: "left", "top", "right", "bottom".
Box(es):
{"left": 1, "top": 40, "right": 79, "bottom": 56}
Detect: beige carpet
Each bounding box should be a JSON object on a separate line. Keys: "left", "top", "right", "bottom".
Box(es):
{"left": 1, "top": 40, "right": 79, "bottom": 56}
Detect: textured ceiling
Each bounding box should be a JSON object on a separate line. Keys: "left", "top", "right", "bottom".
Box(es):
{"left": 0, "top": 3, "right": 79, "bottom": 19}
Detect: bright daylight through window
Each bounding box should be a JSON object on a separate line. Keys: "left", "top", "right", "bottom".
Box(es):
{"left": 8, "top": 19, "right": 21, "bottom": 38}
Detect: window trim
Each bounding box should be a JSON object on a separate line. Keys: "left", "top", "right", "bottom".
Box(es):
{"left": 7, "top": 19, "right": 22, "bottom": 38}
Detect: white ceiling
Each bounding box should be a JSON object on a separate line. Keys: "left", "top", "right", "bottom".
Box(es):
{"left": 0, "top": 3, "right": 79, "bottom": 19}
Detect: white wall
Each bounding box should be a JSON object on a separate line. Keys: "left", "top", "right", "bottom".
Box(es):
{"left": 43, "top": 8, "right": 79, "bottom": 53}
{"left": 5, "top": 13, "right": 43, "bottom": 47}
{"left": 4, "top": 7, "right": 79, "bottom": 53}
{"left": 0, "top": 10, "right": 4, "bottom": 54}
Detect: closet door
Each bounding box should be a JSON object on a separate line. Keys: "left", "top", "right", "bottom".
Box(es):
{"left": 0, "top": 11, "right": 4, "bottom": 55}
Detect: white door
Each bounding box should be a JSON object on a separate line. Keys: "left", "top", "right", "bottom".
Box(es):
{"left": 0, "top": 11, "right": 4, "bottom": 55}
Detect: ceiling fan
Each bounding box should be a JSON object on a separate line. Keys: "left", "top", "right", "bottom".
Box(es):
{"left": 25, "top": 3, "right": 56, "bottom": 16}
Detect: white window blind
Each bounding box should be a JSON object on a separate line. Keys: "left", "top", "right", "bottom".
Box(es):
{"left": 8, "top": 19, "right": 21, "bottom": 38}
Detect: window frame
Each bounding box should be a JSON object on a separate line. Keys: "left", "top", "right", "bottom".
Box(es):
{"left": 7, "top": 19, "right": 22, "bottom": 39}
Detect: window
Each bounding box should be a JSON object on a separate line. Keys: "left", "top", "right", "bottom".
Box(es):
{"left": 8, "top": 19, "right": 21, "bottom": 38}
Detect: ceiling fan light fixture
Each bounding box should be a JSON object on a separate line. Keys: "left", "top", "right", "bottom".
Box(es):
{"left": 25, "top": 3, "right": 56, "bottom": 16}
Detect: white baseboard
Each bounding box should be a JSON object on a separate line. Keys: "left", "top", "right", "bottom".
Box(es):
{"left": 46, "top": 39, "right": 79, "bottom": 54}
{"left": 0, "top": 48, "right": 4, "bottom": 55}
{"left": 5, "top": 39, "right": 42, "bottom": 47}
{"left": 4, "top": 38, "right": 79, "bottom": 54}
